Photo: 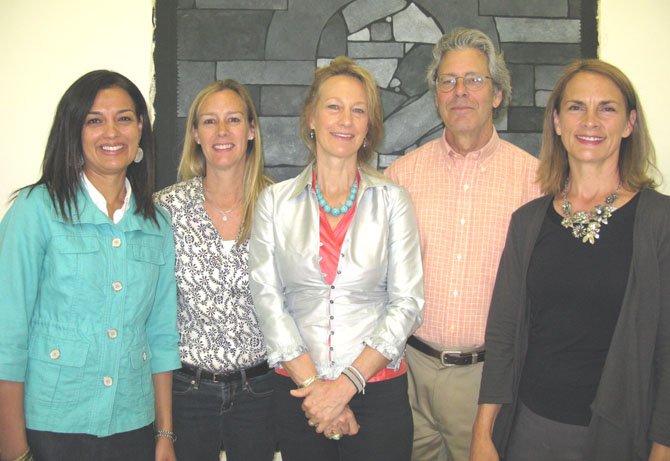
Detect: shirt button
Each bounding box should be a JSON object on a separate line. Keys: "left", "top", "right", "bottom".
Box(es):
{"left": 111, "top": 237, "right": 122, "bottom": 248}
{"left": 112, "top": 281, "right": 123, "bottom": 292}
{"left": 330, "top": 331, "right": 335, "bottom": 335}
{"left": 453, "top": 290, "right": 459, "bottom": 297}
{"left": 330, "top": 315, "right": 334, "bottom": 320}
{"left": 330, "top": 300, "right": 334, "bottom": 304}
{"left": 103, "top": 376, "right": 113, "bottom": 387}
{"left": 456, "top": 254, "right": 462, "bottom": 261}
{"left": 336, "top": 270, "right": 341, "bottom": 274}
{"left": 463, "top": 184, "right": 470, "bottom": 191}
{"left": 49, "top": 349, "right": 60, "bottom": 360}
{"left": 330, "top": 285, "right": 335, "bottom": 289}
{"left": 107, "top": 328, "right": 118, "bottom": 339}
{"left": 329, "top": 347, "right": 334, "bottom": 351}
{"left": 142, "top": 351, "right": 148, "bottom": 361}
{"left": 460, "top": 218, "right": 465, "bottom": 226}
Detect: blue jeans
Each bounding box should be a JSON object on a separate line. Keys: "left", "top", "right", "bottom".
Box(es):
{"left": 172, "top": 366, "right": 275, "bottom": 461}
{"left": 27, "top": 424, "right": 154, "bottom": 461}
{"left": 273, "top": 373, "right": 413, "bottom": 461}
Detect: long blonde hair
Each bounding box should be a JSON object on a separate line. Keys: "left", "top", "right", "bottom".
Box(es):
{"left": 178, "top": 80, "right": 272, "bottom": 243}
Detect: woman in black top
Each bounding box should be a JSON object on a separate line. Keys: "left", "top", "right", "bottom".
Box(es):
{"left": 471, "top": 59, "right": 670, "bottom": 460}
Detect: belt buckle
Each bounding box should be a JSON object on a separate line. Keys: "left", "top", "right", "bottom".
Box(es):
{"left": 441, "top": 350, "right": 482, "bottom": 366}
{"left": 440, "top": 350, "right": 462, "bottom": 367}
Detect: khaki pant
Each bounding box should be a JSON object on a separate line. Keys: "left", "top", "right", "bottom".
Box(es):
{"left": 406, "top": 345, "right": 483, "bottom": 461}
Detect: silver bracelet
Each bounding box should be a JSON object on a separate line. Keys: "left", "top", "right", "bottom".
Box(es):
{"left": 155, "top": 429, "right": 177, "bottom": 443}
{"left": 348, "top": 364, "right": 366, "bottom": 387}
{"left": 341, "top": 366, "right": 365, "bottom": 394}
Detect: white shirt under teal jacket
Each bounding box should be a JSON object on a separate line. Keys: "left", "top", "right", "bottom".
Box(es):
{"left": 0, "top": 183, "right": 180, "bottom": 436}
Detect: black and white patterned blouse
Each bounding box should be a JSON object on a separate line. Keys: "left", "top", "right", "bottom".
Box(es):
{"left": 154, "top": 177, "right": 267, "bottom": 373}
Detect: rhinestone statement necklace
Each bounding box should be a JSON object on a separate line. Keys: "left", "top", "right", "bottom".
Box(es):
{"left": 560, "top": 179, "right": 620, "bottom": 244}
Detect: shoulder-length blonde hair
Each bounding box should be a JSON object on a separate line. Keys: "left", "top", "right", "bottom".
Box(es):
{"left": 299, "top": 56, "right": 383, "bottom": 166}
{"left": 178, "top": 79, "right": 272, "bottom": 243}
{"left": 537, "top": 59, "right": 658, "bottom": 195}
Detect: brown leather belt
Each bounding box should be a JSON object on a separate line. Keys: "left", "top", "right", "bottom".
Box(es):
{"left": 179, "top": 361, "right": 270, "bottom": 383}
{"left": 407, "top": 335, "right": 485, "bottom": 367}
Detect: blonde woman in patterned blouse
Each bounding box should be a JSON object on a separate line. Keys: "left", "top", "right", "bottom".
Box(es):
{"left": 154, "top": 80, "right": 274, "bottom": 461}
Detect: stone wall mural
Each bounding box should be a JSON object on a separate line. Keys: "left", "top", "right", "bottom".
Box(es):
{"left": 154, "top": 0, "right": 596, "bottom": 187}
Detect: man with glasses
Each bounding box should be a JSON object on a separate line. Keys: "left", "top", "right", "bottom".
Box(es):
{"left": 385, "top": 28, "right": 540, "bottom": 461}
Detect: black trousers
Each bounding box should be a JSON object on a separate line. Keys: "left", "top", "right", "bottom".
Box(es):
{"left": 273, "top": 372, "right": 413, "bottom": 461}
{"left": 27, "top": 424, "right": 154, "bottom": 461}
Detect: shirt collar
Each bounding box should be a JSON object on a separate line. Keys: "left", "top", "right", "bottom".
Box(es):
{"left": 440, "top": 127, "right": 500, "bottom": 161}
{"left": 289, "top": 162, "right": 390, "bottom": 200}
{"left": 82, "top": 174, "right": 132, "bottom": 224}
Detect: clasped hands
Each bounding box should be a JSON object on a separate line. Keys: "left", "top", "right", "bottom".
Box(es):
{"left": 291, "top": 378, "right": 360, "bottom": 440}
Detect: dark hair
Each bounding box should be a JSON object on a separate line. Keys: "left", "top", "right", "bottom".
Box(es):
{"left": 25, "top": 70, "right": 159, "bottom": 224}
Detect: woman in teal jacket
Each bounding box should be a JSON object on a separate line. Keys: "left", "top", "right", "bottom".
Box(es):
{"left": 0, "top": 71, "right": 180, "bottom": 461}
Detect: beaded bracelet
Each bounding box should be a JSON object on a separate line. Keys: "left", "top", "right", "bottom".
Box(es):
{"left": 155, "top": 430, "right": 177, "bottom": 443}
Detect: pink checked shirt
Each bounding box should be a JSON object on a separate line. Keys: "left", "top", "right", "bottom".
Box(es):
{"left": 385, "top": 129, "right": 540, "bottom": 348}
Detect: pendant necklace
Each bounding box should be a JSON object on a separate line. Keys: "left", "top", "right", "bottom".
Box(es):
{"left": 560, "top": 178, "right": 620, "bottom": 244}
{"left": 204, "top": 193, "right": 241, "bottom": 222}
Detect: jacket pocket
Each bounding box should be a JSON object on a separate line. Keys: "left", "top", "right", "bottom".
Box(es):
{"left": 127, "top": 237, "right": 165, "bottom": 310}
{"left": 48, "top": 236, "right": 102, "bottom": 301}
{"left": 129, "top": 345, "right": 153, "bottom": 399}
{"left": 26, "top": 335, "right": 90, "bottom": 404}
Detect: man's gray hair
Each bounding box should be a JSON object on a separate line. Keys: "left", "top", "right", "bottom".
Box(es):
{"left": 427, "top": 28, "right": 512, "bottom": 118}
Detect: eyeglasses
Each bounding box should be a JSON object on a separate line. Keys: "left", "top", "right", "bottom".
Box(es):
{"left": 435, "top": 74, "right": 492, "bottom": 92}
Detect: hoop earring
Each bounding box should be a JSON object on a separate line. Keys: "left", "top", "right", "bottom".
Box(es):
{"left": 134, "top": 147, "right": 144, "bottom": 163}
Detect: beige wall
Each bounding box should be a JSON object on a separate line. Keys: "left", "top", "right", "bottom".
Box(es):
{"left": 0, "top": 0, "right": 154, "bottom": 217}
{"left": 1, "top": 1, "right": 668, "bottom": 217}
{"left": 599, "top": 0, "right": 670, "bottom": 191}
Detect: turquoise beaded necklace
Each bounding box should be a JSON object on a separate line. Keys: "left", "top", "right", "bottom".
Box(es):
{"left": 315, "top": 178, "right": 358, "bottom": 217}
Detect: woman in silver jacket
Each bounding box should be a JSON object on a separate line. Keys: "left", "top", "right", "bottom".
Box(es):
{"left": 249, "top": 56, "right": 424, "bottom": 461}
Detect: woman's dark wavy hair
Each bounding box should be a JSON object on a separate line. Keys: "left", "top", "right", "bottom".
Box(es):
{"left": 24, "top": 70, "right": 159, "bottom": 224}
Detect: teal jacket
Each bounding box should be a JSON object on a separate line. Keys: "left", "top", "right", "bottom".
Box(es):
{"left": 0, "top": 184, "right": 180, "bottom": 436}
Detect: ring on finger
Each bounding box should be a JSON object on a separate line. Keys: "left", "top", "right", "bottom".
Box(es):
{"left": 329, "top": 433, "right": 342, "bottom": 441}
{"left": 308, "top": 420, "right": 317, "bottom": 427}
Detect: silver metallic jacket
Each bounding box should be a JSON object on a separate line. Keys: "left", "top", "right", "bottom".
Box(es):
{"left": 249, "top": 164, "right": 424, "bottom": 379}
